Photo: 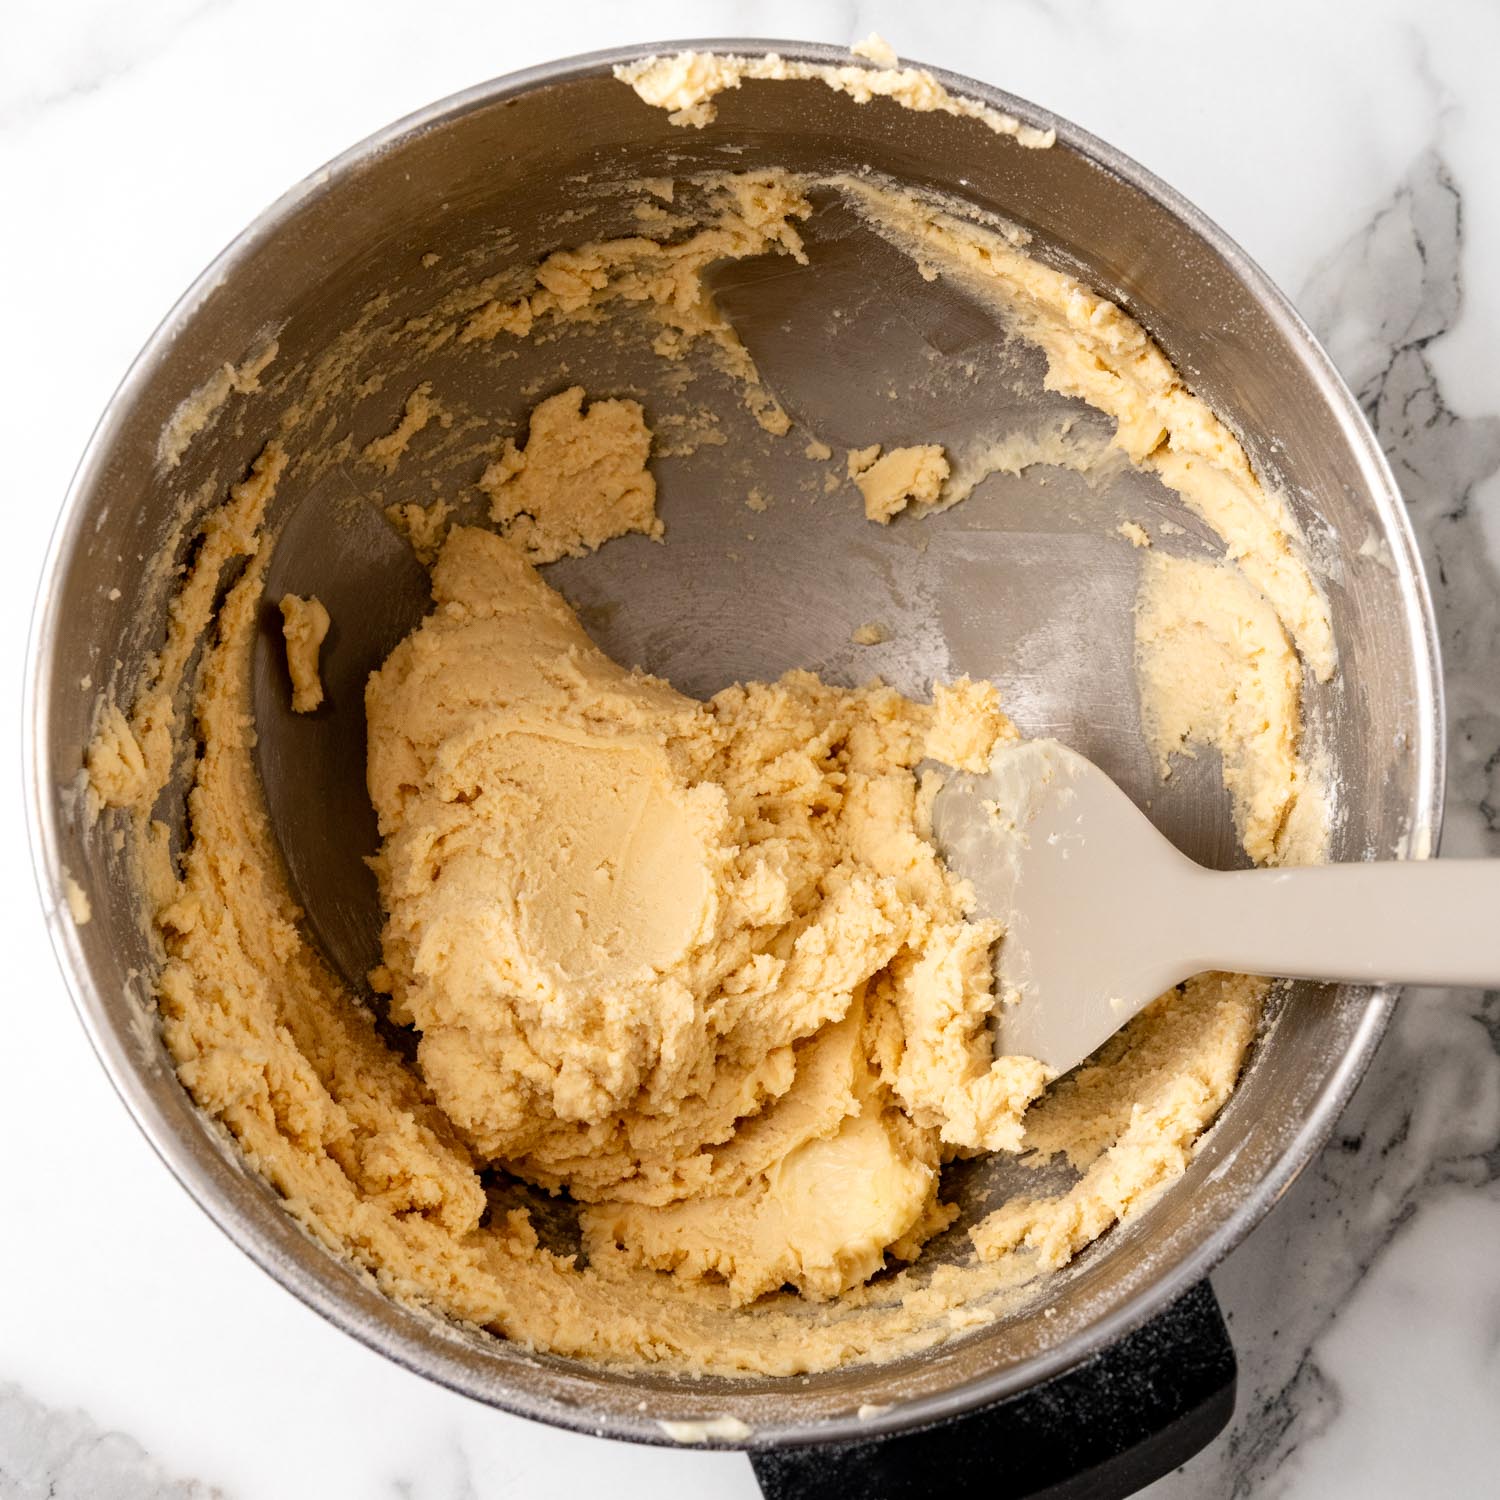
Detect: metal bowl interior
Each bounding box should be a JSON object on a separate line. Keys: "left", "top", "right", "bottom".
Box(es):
{"left": 27, "top": 42, "right": 1442, "bottom": 1447}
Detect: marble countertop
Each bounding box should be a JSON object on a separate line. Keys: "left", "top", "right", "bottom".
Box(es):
{"left": 4, "top": 1, "right": 1497, "bottom": 1495}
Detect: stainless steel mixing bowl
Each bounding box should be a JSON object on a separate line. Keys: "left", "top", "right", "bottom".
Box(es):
{"left": 26, "top": 38, "right": 1442, "bottom": 1481}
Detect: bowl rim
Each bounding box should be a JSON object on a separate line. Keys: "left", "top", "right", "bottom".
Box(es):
{"left": 23, "top": 37, "right": 1446, "bottom": 1449}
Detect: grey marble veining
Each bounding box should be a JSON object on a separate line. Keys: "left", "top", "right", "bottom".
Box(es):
{"left": 0, "top": 1383, "right": 220, "bottom": 1500}
{"left": 0, "top": 0, "right": 223, "bottom": 133}
{"left": 1309, "top": 159, "right": 1500, "bottom": 851}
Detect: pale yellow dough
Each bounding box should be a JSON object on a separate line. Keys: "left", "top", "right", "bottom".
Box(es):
{"left": 1136, "top": 555, "right": 1308, "bottom": 863}
{"left": 477, "top": 385, "right": 662, "bottom": 562}
{"left": 86, "top": 154, "right": 1321, "bottom": 1376}
{"left": 278, "top": 594, "right": 330, "bottom": 713}
{"left": 367, "top": 525, "right": 1042, "bottom": 1303}
{"left": 362, "top": 381, "right": 448, "bottom": 475}
{"left": 157, "top": 341, "right": 277, "bottom": 470}
{"left": 847, "top": 443, "right": 951, "bottom": 524}
{"left": 614, "top": 47, "right": 1055, "bottom": 147}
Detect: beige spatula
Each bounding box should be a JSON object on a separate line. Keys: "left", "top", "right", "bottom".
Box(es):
{"left": 930, "top": 738, "right": 1500, "bottom": 1075}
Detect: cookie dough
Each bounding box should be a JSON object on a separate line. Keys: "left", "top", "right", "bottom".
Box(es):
{"left": 157, "top": 340, "right": 278, "bottom": 470}
{"left": 477, "top": 385, "right": 661, "bottom": 562}
{"left": 369, "top": 524, "right": 1045, "bottom": 1301}
{"left": 278, "top": 593, "right": 329, "bottom": 713}
{"left": 614, "top": 47, "right": 1055, "bottom": 147}
{"left": 362, "top": 381, "right": 448, "bottom": 475}
{"left": 1136, "top": 554, "right": 1306, "bottom": 863}
{"left": 847, "top": 443, "right": 951, "bottom": 524}
{"left": 87, "top": 146, "right": 1326, "bottom": 1375}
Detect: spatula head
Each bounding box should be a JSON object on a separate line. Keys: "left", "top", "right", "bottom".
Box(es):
{"left": 250, "top": 470, "right": 431, "bottom": 989}
{"left": 930, "top": 739, "right": 1198, "bottom": 1074}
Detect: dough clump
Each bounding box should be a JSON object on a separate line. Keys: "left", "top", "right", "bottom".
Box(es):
{"left": 478, "top": 385, "right": 662, "bottom": 562}
{"left": 366, "top": 525, "right": 1044, "bottom": 1302}
{"left": 279, "top": 593, "right": 330, "bottom": 713}
{"left": 847, "top": 443, "right": 951, "bottom": 523}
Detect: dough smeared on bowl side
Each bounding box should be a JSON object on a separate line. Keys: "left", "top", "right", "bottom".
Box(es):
{"left": 278, "top": 593, "right": 330, "bottom": 714}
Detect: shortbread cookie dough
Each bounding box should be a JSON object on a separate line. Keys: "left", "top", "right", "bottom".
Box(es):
{"left": 87, "top": 142, "right": 1327, "bottom": 1375}
{"left": 1136, "top": 554, "right": 1305, "bottom": 863}
{"left": 157, "top": 340, "right": 278, "bottom": 470}
{"left": 278, "top": 594, "right": 329, "bottom": 713}
{"left": 614, "top": 46, "right": 1056, "bottom": 147}
{"left": 477, "top": 385, "right": 661, "bottom": 562}
{"left": 368, "top": 526, "right": 1046, "bottom": 1303}
{"left": 847, "top": 443, "right": 950, "bottom": 524}
{"left": 362, "top": 381, "right": 449, "bottom": 475}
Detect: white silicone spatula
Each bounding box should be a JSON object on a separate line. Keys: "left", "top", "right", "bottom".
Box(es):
{"left": 929, "top": 739, "right": 1500, "bottom": 1075}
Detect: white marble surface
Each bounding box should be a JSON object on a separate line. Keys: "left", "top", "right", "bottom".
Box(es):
{"left": 3, "top": 1, "right": 1498, "bottom": 1495}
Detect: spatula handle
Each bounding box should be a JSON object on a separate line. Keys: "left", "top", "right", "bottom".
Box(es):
{"left": 1189, "top": 860, "right": 1500, "bottom": 988}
